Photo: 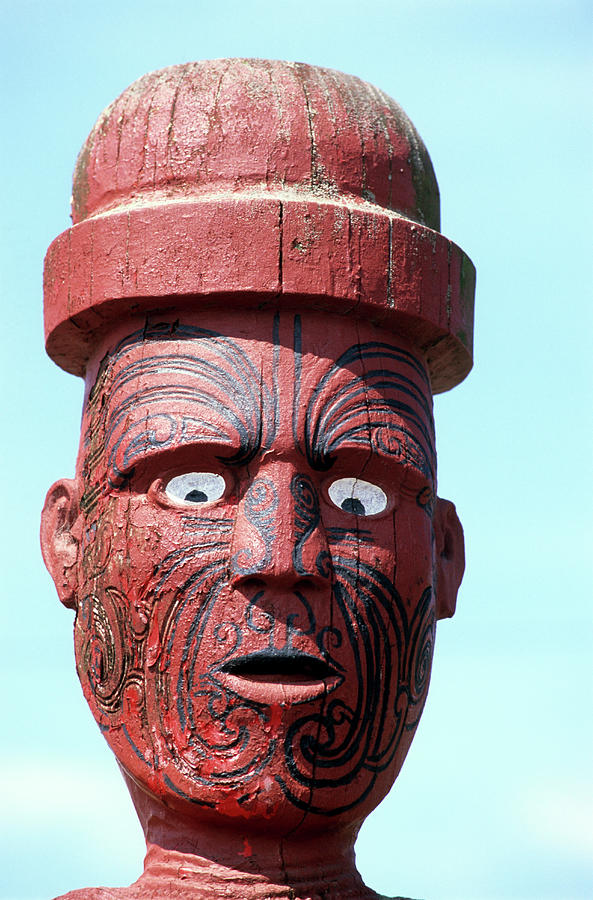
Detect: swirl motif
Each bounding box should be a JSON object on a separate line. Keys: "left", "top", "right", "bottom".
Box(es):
{"left": 291, "top": 473, "right": 324, "bottom": 577}
{"left": 277, "top": 560, "right": 410, "bottom": 814}
{"left": 415, "top": 485, "right": 436, "bottom": 517}
{"left": 405, "top": 586, "right": 436, "bottom": 728}
{"left": 230, "top": 476, "right": 278, "bottom": 575}
{"left": 77, "top": 587, "right": 130, "bottom": 716}
{"left": 146, "top": 545, "right": 276, "bottom": 790}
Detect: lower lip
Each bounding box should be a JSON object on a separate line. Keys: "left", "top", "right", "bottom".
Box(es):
{"left": 217, "top": 672, "right": 342, "bottom": 704}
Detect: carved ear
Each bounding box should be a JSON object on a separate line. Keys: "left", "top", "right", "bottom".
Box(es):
{"left": 433, "top": 498, "right": 465, "bottom": 620}
{"left": 40, "top": 479, "right": 82, "bottom": 610}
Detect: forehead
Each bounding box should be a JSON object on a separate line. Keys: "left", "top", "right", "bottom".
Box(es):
{"left": 90, "top": 310, "right": 430, "bottom": 395}
{"left": 82, "top": 310, "right": 436, "bottom": 481}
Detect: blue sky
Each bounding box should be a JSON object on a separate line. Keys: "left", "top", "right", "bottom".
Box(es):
{"left": 1, "top": 1, "right": 591, "bottom": 898}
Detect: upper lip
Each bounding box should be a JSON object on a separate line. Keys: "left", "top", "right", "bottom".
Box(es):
{"left": 219, "top": 649, "right": 337, "bottom": 681}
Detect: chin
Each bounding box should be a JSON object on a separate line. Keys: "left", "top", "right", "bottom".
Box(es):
{"left": 106, "top": 692, "right": 420, "bottom": 837}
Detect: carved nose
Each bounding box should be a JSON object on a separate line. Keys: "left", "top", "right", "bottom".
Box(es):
{"left": 230, "top": 472, "right": 331, "bottom": 591}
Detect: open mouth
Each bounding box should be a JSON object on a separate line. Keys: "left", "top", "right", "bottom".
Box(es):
{"left": 217, "top": 650, "right": 342, "bottom": 702}
{"left": 221, "top": 649, "right": 337, "bottom": 682}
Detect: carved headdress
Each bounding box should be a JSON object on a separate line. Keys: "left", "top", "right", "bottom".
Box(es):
{"left": 43, "top": 59, "right": 474, "bottom": 393}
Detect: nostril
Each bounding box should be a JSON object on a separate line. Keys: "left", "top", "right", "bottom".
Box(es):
{"left": 295, "top": 577, "right": 315, "bottom": 592}
{"left": 236, "top": 576, "right": 266, "bottom": 594}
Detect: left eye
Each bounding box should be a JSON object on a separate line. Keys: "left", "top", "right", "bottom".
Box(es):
{"left": 164, "top": 472, "right": 226, "bottom": 505}
{"left": 328, "top": 477, "right": 388, "bottom": 516}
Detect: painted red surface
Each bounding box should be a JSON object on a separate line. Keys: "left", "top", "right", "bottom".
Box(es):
{"left": 41, "top": 60, "right": 474, "bottom": 900}
{"left": 43, "top": 59, "right": 474, "bottom": 392}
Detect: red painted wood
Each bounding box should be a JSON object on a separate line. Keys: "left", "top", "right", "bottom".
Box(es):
{"left": 43, "top": 59, "right": 474, "bottom": 392}
{"left": 41, "top": 59, "right": 474, "bottom": 900}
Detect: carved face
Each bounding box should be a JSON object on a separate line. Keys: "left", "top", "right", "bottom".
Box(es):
{"left": 46, "top": 309, "right": 463, "bottom": 831}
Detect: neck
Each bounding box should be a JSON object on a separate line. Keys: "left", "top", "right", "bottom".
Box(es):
{"left": 125, "top": 777, "right": 380, "bottom": 900}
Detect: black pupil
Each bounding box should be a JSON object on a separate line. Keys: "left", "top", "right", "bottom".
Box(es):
{"left": 341, "top": 497, "right": 365, "bottom": 515}
{"left": 184, "top": 489, "right": 208, "bottom": 503}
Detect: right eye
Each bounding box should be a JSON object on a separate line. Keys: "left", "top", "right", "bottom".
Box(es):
{"left": 164, "top": 472, "right": 226, "bottom": 505}
{"left": 328, "top": 476, "right": 388, "bottom": 516}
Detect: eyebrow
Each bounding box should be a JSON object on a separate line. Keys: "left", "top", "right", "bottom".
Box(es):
{"left": 107, "top": 418, "right": 249, "bottom": 485}
{"left": 309, "top": 409, "right": 435, "bottom": 485}
{"left": 84, "top": 336, "right": 275, "bottom": 486}
{"left": 302, "top": 342, "right": 436, "bottom": 480}
{"left": 84, "top": 328, "right": 436, "bottom": 493}
{"left": 308, "top": 377, "right": 434, "bottom": 452}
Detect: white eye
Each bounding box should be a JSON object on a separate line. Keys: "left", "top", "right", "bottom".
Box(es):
{"left": 328, "top": 477, "right": 388, "bottom": 516}
{"left": 165, "top": 473, "right": 226, "bottom": 505}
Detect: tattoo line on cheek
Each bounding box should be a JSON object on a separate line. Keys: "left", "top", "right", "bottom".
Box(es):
{"left": 325, "top": 526, "right": 373, "bottom": 547}
{"left": 181, "top": 515, "right": 233, "bottom": 533}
